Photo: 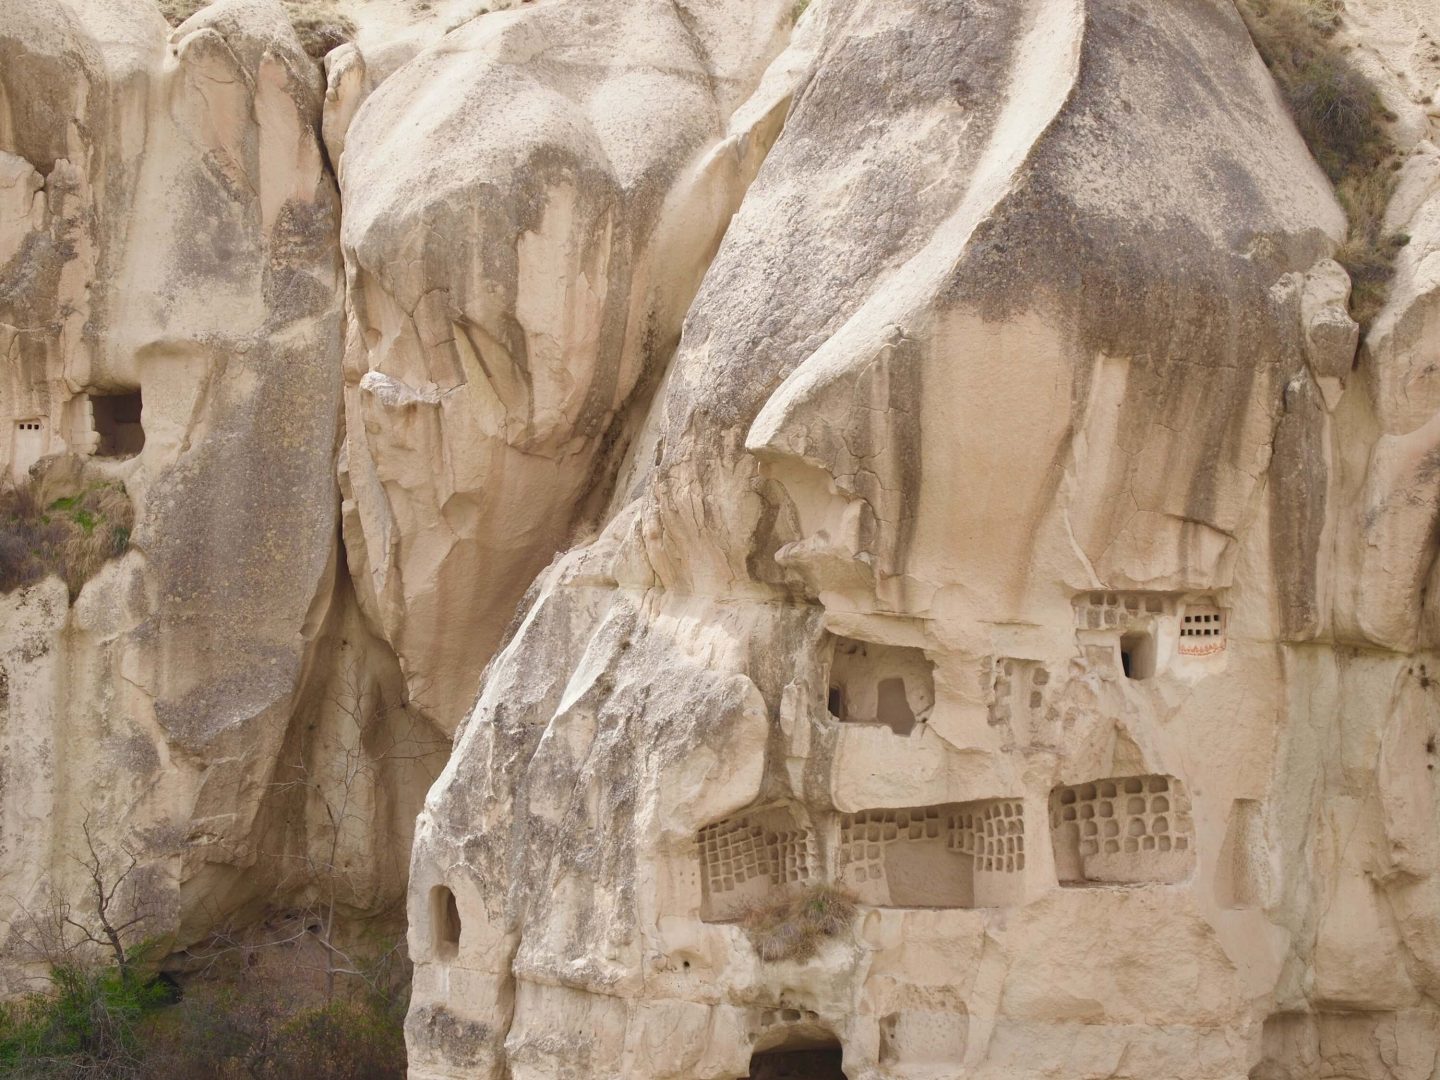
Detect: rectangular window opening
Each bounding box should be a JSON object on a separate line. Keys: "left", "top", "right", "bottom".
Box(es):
{"left": 92, "top": 391, "right": 144, "bottom": 458}
{"left": 1119, "top": 631, "right": 1155, "bottom": 680}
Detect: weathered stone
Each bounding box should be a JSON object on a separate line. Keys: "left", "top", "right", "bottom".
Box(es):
{"left": 4, "top": 0, "right": 1440, "bottom": 1076}
{"left": 0, "top": 0, "right": 439, "bottom": 988}
{"left": 336, "top": 0, "right": 799, "bottom": 729}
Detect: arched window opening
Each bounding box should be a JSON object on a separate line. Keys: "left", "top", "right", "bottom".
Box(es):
{"left": 1119, "top": 630, "right": 1155, "bottom": 680}
{"left": 431, "top": 885, "right": 461, "bottom": 960}
{"left": 826, "top": 637, "right": 933, "bottom": 735}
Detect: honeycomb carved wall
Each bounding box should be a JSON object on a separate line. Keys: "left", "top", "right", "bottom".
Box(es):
{"left": 836, "top": 799, "right": 1025, "bottom": 908}
{"left": 1072, "top": 592, "right": 1171, "bottom": 631}
{"left": 698, "top": 806, "right": 816, "bottom": 921}
{"left": 989, "top": 657, "right": 1055, "bottom": 747}
{"left": 1179, "top": 603, "right": 1228, "bottom": 657}
{"left": 698, "top": 798, "right": 1030, "bottom": 918}
{"left": 1049, "top": 775, "right": 1195, "bottom": 885}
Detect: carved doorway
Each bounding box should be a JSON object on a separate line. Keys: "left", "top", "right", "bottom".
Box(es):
{"left": 747, "top": 1041, "right": 846, "bottom": 1079}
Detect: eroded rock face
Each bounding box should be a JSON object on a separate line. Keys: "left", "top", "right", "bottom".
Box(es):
{"left": 403, "top": 1, "right": 1440, "bottom": 1077}
{"left": 335, "top": 0, "right": 798, "bottom": 729}
{"left": 1299, "top": 2, "right": 1440, "bottom": 1070}
{"left": 1330, "top": 0, "right": 1440, "bottom": 657}
{"left": 3, "top": 0, "right": 1440, "bottom": 1075}
{"left": 0, "top": 0, "right": 439, "bottom": 981}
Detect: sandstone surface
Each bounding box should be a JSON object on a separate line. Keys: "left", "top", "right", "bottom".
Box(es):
{"left": 2, "top": 0, "right": 1440, "bottom": 1077}
{"left": 0, "top": 0, "right": 443, "bottom": 988}
{"left": 334, "top": 0, "right": 797, "bottom": 729}
{"left": 401, "top": 0, "right": 1440, "bottom": 1077}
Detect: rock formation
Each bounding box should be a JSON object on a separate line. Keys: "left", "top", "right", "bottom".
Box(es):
{"left": 0, "top": 0, "right": 440, "bottom": 987}
{"left": 3, "top": 0, "right": 1440, "bottom": 1076}
{"left": 334, "top": 0, "right": 797, "bottom": 729}
{"left": 402, "top": 0, "right": 1440, "bottom": 1076}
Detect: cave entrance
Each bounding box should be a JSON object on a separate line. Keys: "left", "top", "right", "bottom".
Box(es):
{"left": 748, "top": 1034, "right": 846, "bottom": 1079}
{"left": 747, "top": 1047, "right": 846, "bottom": 1079}
{"left": 91, "top": 391, "right": 144, "bottom": 458}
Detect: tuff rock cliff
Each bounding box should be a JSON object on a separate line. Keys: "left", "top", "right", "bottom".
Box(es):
{"left": 3, "top": 0, "right": 1440, "bottom": 1076}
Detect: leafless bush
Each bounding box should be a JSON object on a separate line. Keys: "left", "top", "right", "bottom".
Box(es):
{"left": 179, "top": 662, "right": 446, "bottom": 1001}
{"left": 0, "top": 817, "right": 164, "bottom": 1078}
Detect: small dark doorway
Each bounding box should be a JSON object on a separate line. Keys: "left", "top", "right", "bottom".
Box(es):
{"left": 1119, "top": 631, "right": 1155, "bottom": 680}
{"left": 92, "top": 391, "right": 144, "bottom": 457}
{"left": 748, "top": 1045, "right": 846, "bottom": 1079}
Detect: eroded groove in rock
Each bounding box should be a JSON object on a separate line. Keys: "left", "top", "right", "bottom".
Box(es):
{"left": 335, "top": 0, "right": 811, "bottom": 732}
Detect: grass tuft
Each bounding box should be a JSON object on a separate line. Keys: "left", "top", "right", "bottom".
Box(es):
{"left": 0, "top": 466, "right": 134, "bottom": 598}
{"left": 739, "top": 884, "right": 857, "bottom": 963}
{"left": 1237, "top": 0, "right": 1405, "bottom": 328}
{"left": 156, "top": 0, "right": 357, "bottom": 59}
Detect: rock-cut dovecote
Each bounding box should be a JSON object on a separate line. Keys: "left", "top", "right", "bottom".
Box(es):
{"left": 4, "top": 0, "right": 1440, "bottom": 1076}
{"left": 401, "top": 0, "right": 1440, "bottom": 1077}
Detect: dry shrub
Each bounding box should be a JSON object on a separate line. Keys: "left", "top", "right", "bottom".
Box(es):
{"left": 141, "top": 981, "right": 407, "bottom": 1080}
{"left": 0, "top": 464, "right": 133, "bottom": 598}
{"left": 2, "top": 964, "right": 406, "bottom": 1079}
{"left": 1237, "top": 0, "right": 1407, "bottom": 327}
{"left": 1239, "top": 0, "right": 1389, "bottom": 179}
{"left": 286, "top": 2, "right": 358, "bottom": 58}
{"left": 1333, "top": 165, "right": 1411, "bottom": 325}
{"left": 155, "top": 0, "right": 203, "bottom": 22}
{"left": 740, "top": 884, "right": 857, "bottom": 963}
{"left": 156, "top": 0, "right": 356, "bottom": 59}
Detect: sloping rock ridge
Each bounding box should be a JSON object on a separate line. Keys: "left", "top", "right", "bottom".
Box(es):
{"left": 3, "top": 0, "right": 1440, "bottom": 1076}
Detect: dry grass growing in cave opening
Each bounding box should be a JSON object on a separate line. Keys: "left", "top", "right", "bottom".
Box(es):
{"left": 1237, "top": 0, "right": 1408, "bottom": 328}
{"left": 156, "top": 0, "right": 357, "bottom": 59}
{"left": 0, "top": 468, "right": 133, "bottom": 598}
{"left": 740, "top": 885, "right": 858, "bottom": 963}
